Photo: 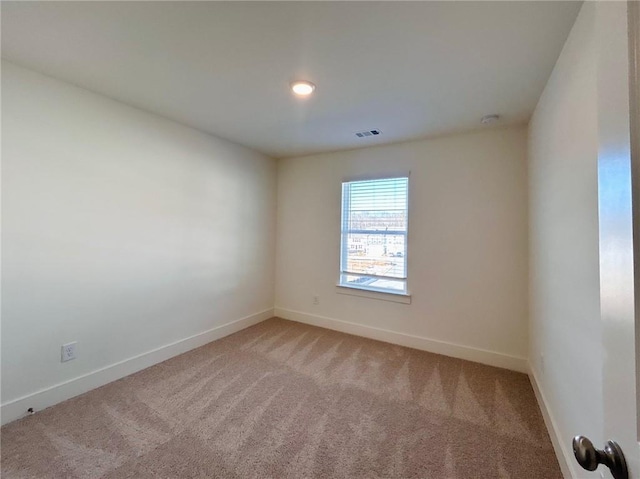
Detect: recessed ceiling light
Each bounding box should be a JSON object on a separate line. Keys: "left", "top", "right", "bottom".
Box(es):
{"left": 481, "top": 114, "right": 500, "bottom": 124}
{"left": 291, "top": 81, "right": 316, "bottom": 96}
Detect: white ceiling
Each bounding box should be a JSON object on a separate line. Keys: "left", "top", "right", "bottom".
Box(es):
{"left": 1, "top": 1, "right": 581, "bottom": 158}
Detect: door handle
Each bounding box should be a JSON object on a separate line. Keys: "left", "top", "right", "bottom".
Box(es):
{"left": 572, "top": 436, "right": 629, "bottom": 479}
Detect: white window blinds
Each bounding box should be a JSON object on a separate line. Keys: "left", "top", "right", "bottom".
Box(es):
{"left": 340, "top": 177, "right": 408, "bottom": 294}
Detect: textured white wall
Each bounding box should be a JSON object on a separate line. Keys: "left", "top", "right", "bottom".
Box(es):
{"left": 1, "top": 62, "right": 277, "bottom": 405}
{"left": 528, "top": 2, "right": 603, "bottom": 474}
{"left": 275, "top": 126, "right": 529, "bottom": 364}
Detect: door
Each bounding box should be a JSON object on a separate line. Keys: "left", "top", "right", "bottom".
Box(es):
{"left": 577, "top": 1, "right": 640, "bottom": 478}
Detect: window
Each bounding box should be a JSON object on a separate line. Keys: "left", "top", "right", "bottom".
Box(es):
{"left": 339, "top": 176, "right": 409, "bottom": 294}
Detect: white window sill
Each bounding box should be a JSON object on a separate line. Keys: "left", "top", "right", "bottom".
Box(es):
{"left": 335, "top": 284, "right": 411, "bottom": 304}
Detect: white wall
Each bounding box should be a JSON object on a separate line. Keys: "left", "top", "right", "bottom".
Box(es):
{"left": 1, "top": 62, "right": 277, "bottom": 421}
{"left": 528, "top": 3, "right": 603, "bottom": 476}
{"left": 275, "top": 126, "right": 529, "bottom": 370}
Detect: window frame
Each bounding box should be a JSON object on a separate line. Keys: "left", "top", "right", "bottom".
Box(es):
{"left": 338, "top": 175, "right": 410, "bottom": 298}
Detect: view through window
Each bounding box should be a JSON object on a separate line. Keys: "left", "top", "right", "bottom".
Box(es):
{"left": 340, "top": 177, "right": 408, "bottom": 294}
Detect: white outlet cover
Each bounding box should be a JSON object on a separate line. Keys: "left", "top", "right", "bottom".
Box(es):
{"left": 61, "top": 342, "right": 77, "bottom": 362}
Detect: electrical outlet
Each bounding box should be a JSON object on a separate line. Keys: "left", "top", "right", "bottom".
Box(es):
{"left": 61, "top": 342, "right": 77, "bottom": 362}
{"left": 313, "top": 295, "right": 320, "bottom": 305}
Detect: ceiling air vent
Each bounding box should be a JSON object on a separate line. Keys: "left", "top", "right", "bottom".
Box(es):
{"left": 355, "top": 129, "right": 381, "bottom": 138}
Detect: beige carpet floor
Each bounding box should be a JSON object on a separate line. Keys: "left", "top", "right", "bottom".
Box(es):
{"left": 1, "top": 318, "right": 561, "bottom": 478}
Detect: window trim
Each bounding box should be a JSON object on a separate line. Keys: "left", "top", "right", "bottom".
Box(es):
{"left": 339, "top": 175, "right": 410, "bottom": 296}
{"left": 335, "top": 283, "right": 411, "bottom": 304}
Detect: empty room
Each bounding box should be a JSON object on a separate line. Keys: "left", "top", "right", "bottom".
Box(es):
{"left": 1, "top": 1, "right": 638, "bottom": 478}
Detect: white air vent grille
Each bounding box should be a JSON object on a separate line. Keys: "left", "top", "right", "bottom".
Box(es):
{"left": 355, "top": 129, "right": 381, "bottom": 138}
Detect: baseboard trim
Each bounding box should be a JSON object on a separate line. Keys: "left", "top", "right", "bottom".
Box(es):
{"left": 528, "top": 364, "right": 577, "bottom": 479}
{"left": 1, "top": 309, "right": 274, "bottom": 426}
{"left": 274, "top": 307, "right": 528, "bottom": 373}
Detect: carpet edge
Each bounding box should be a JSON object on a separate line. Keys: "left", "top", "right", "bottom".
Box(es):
{"left": 528, "top": 365, "right": 578, "bottom": 479}
{"left": 0, "top": 309, "right": 274, "bottom": 426}
{"left": 274, "top": 307, "right": 528, "bottom": 373}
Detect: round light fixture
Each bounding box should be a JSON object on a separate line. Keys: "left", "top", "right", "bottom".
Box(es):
{"left": 291, "top": 80, "right": 316, "bottom": 96}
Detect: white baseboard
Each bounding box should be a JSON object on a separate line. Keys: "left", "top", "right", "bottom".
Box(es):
{"left": 274, "top": 307, "right": 528, "bottom": 373}
{"left": 528, "top": 364, "right": 577, "bottom": 479}
{"left": 1, "top": 309, "right": 273, "bottom": 426}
